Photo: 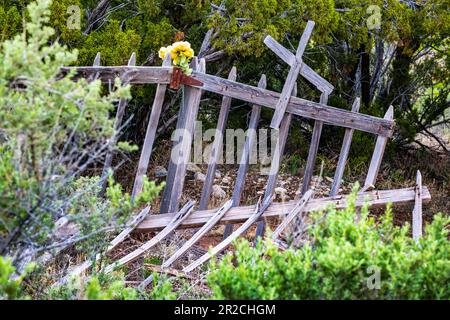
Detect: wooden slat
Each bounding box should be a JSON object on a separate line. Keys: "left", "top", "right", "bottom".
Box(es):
{"left": 364, "top": 106, "right": 394, "bottom": 188}
{"left": 162, "top": 200, "right": 232, "bottom": 268}
{"left": 255, "top": 92, "right": 295, "bottom": 236}
{"left": 132, "top": 53, "right": 172, "bottom": 199}
{"left": 330, "top": 98, "right": 361, "bottom": 196}
{"left": 104, "top": 201, "right": 195, "bottom": 274}
{"left": 61, "top": 66, "right": 173, "bottom": 84}
{"left": 137, "top": 186, "right": 431, "bottom": 232}
{"left": 199, "top": 67, "right": 237, "bottom": 209}
{"left": 55, "top": 206, "right": 150, "bottom": 286}
{"left": 183, "top": 199, "right": 263, "bottom": 273}
{"left": 301, "top": 92, "right": 329, "bottom": 194}
{"left": 223, "top": 74, "right": 267, "bottom": 237}
{"left": 272, "top": 189, "right": 314, "bottom": 239}
{"left": 264, "top": 35, "right": 333, "bottom": 94}
{"left": 100, "top": 53, "right": 136, "bottom": 193}
{"left": 270, "top": 21, "right": 315, "bottom": 129}
{"left": 62, "top": 66, "right": 394, "bottom": 137}
{"left": 160, "top": 59, "right": 205, "bottom": 213}
{"left": 412, "top": 170, "right": 423, "bottom": 241}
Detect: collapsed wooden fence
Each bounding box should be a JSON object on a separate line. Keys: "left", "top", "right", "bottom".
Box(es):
{"left": 60, "top": 21, "right": 430, "bottom": 285}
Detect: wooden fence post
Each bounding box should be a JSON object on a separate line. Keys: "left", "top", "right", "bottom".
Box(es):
{"left": 132, "top": 53, "right": 171, "bottom": 199}
{"left": 199, "top": 67, "right": 237, "bottom": 209}
{"left": 160, "top": 58, "right": 205, "bottom": 213}
{"left": 330, "top": 98, "right": 361, "bottom": 196}
{"left": 412, "top": 170, "right": 423, "bottom": 241}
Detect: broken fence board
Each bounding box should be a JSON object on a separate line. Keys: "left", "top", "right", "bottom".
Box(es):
{"left": 330, "top": 98, "right": 361, "bottom": 196}
{"left": 264, "top": 35, "right": 333, "bottom": 94}
{"left": 184, "top": 199, "right": 263, "bottom": 273}
{"left": 104, "top": 201, "right": 195, "bottom": 274}
{"left": 132, "top": 53, "right": 172, "bottom": 199}
{"left": 199, "top": 67, "right": 237, "bottom": 209}
{"left": 101, "top": 53, "right": 136, "bottom": 193}
{"left": 272, "top": 189, "right": 314, "bottom": 239}
{"left": 270, "top": 21, "right": 315, "bottom": 129}
{"left": 412, "top": 170, "right": 423, "bottom": 241}
{"left": 137, "top": 186, "right": 431, "bottom": 232}
{"left": 301, "top": 92, "right": 329, "bottom": 195}
{"left": 223, "top": 74, "right": 267, "bottom": 238}
{"left": 364, "top": 106, "right": 394, "bottom": 188}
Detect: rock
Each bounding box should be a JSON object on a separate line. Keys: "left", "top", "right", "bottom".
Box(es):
{"left": 325, "top": 176, "right": 334, "bottom": 183}
{"left": 215, "top": 170, "right": 222, "bottom": 178}
{"left": 155, "top": 166, "right": 168, "bottom": 178}
{"left": 195, "top": 172, "right": 206, "bottom": 182}
{"left": 222, "top": 177, "right": 231, "bottom": 184}
{"left": 187, "top": 163, "right": 202, "bottom": 173}
{"left": 212, "top": 185, "right": 226, "bottom": 199}
{"left": 275, "top": 187, "right": 288, "bottom": 195}
{"left": 54, "top": 217, "right": 79, "bottom": 239}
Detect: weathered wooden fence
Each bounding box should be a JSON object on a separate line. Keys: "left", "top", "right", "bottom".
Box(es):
{"left": 61, "top": 21, "right": 429, "bottom": 284}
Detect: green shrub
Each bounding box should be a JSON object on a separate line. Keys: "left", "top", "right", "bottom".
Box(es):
{"left": 0, "top": 257, "right": 35, "bottom": 300}
{"left": 207, "top": 188, "right": 450, "bottom": 299}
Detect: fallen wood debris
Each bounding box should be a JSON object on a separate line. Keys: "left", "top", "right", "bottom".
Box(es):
{"left": 137, "top": 187, "right": 431, "bottom": 232}
{"left": 104, "top": 201, "right": 195, "bottom": 274}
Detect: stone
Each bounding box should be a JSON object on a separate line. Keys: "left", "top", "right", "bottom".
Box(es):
{"left": 212, "top": 185, "right": 226, "bottom": 199}
{"left": 195, "top": 172, "right": 206, "bottom": 182}
{"left": 155, "top": 166, "right": 168, "bottom": 178}
{"left": 222, "top": 177, "right": 231, "bottom": 184}
{"left": 187, "top": 163, "right": 202, "bottom": 173}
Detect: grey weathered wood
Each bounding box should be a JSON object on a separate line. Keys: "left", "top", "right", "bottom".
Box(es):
{"left": 199, "top": 67, "right": 237, "bottom": 209}
{"left": 162, "top": 200, "right": 233, "bottom": 268}
{"left": 137, "top": 186, "right": 431, "bottom": 232}
{"left": 270, "top": 21, "right": 315, "bottom": 129}
{"left": 255, "top": 91, "right": 295, "bottom": 237}
{"left": 160, "top": 58, "right": 205, "bottom": 213}
{"left": 55, "top": 206, "right": 150, "bottom": 286}
{"left": 301, "top": 93, "right": 329, "bottom": 194}
{"left": 364, "top": 106, "right": 394, "bottom": 188}
{"left": 132, "top": 53, "right": 172, "bottom": 199}
{"left": 330, "top": 98, "right": 361, "bottom": 196}
{"left": 223, "top": 75, "right": 267, "bottom": 238}
{"left": 100, "top": 53, "right": 136, "bottom": 193}
{"left": 183, "top": 199, "right": 262, "bottom": 273}
{"left": 272, "top": 189, "right": 314, "bottom": 239}
{"left": 264, "top": 36, "right": 333, "bottom": 94}
{"left": 412, "top": 170, "right": 423, "bottom": 241}
{"left": 104, "top": 201, "right": 195, "bottom": 274}
{"left": 62, "top": 66, "right": 173, "bottom": 84}
{"left": 63, "top": 66, "right": 394, "bottom": 137}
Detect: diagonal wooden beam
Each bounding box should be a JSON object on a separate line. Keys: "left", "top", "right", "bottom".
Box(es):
{"left": 136, "top": 186, "right": 431, "bottom": 232}
{"left": 100, "top": 53, "right": 136, "bottom": 194}
{"left": 264, "top": 35, "right": 333, "bottom": 94}
{"left": 223, "top": 74, "right": 267, "bottom": 238}
{"left": 301, "top": 92, "right": 329, "bottom": 195}
{"left": 364, "top": 106, "right": 394, "bottom": 188}
{"left": 199, "top": 67, "right": 237, "bottom": 209}
{"left": 269, "top": 21, "right": 315, "bottom": 129}
{"left": 61, "top": 67, "right": 394, "bottom": 137}
{"left": 132, "top": 53, "right": 172, "bottom": 199}
{"left": 330, "top": 98, "right": 361, "bottom": 196}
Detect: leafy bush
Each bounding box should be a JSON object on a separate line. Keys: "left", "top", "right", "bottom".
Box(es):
{"left": 0, "top": 0, "right": 163, "bottom": 271}
{"left": 207, "top": 188, "right": 450, "bottom": 299}
{"left": 0, "top": 256, "right": 35, "bottom": 300}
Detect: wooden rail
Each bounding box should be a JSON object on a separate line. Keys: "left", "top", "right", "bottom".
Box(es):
{"left": 136, "top": 186, "right": 431, "bottom": 232}
{"left": 61, "top": 66, "right": 394, "bottom": 137}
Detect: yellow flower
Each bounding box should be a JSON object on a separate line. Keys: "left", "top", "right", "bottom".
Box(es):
{"left": 184, "top": 48, "right": 194, "bottom": 59}
{"left": 158, "top": 47, "right": 167, "bottom": 59}
{"left": 170, "top": 41, "right": 194, "bottom": 60}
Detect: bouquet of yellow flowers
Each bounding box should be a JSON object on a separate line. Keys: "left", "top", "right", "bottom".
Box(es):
{"left": 159, "top": 41, "right": 195, "bottom": 75}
